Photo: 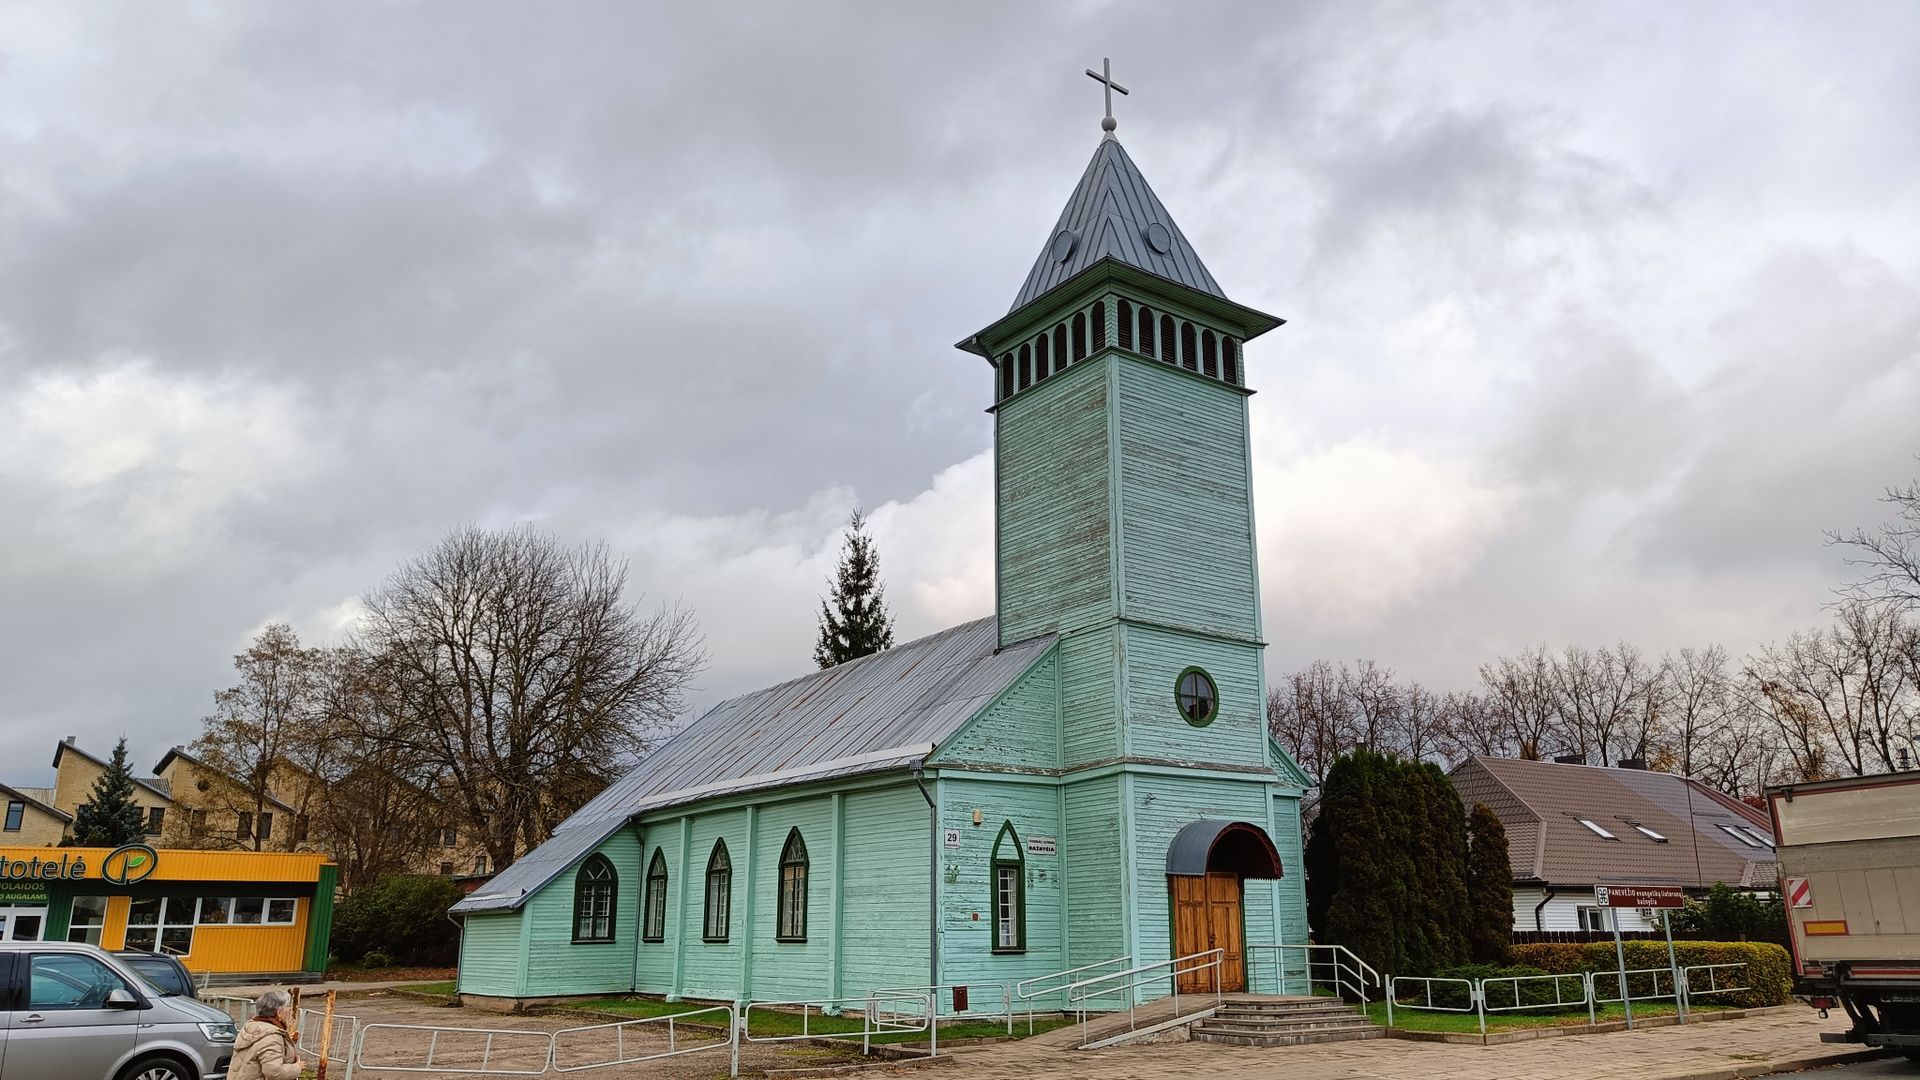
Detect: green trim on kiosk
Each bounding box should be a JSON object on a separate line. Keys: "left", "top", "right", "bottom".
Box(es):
{"left": 303, "top": 863, "right": 338, "bottom": 972}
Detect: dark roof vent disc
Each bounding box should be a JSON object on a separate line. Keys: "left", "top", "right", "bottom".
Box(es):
{"left": 1050, "top": 229, "right": 1077, "bottom": 263}
{"left": 1143, "top": 221, "right": 1173, "bottom": 254}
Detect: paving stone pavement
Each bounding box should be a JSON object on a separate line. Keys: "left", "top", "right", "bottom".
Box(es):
{"left": 919, "top": 1009, "right": 1885, "bottom": 1080}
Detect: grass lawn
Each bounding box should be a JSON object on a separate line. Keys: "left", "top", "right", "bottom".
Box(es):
{"left": 402, "top": 981, "right": 456, "bottom": 996}
{"left": 1367, "top": 1000, "right": 1732, "bottom": 1032}
{"left": 568, "top": 996, "right": 1073, "bottom": 1044}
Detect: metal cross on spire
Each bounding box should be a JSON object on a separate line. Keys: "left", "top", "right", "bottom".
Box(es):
{"left": 1085, "top": 57, "right": 1129, "bottom": 138}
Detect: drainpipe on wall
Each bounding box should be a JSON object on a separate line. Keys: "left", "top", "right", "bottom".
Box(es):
{"left": 912, "top": 763, "right": 939, "bottom": 990}
{"left": 1534, "top": 884, "right": 1557, "bottom": 932}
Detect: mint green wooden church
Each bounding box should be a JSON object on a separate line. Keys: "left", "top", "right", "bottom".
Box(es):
{"left": 452, "top": 107, "right": 1312, "bottom": 1009}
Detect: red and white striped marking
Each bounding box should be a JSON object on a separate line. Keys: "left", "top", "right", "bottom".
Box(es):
{"left": 1785, "top": 876, "right": 1813, "bottom": 909}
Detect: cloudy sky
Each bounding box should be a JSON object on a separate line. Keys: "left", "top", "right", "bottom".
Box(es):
{"left": 3, "top": 1, "right": 1918, "bottom": 783}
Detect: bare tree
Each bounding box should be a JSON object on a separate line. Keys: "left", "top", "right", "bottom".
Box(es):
{"left": 1436, "top": 690, "right": 1515, "bottom": 761}
{"left": 1267, "top": 660, "right": 1351, "bottom": 784}
{"left": 1400, "top": 682, "right": 1446, "bottom": 762}
{"left": 193, "top": 624, "right": 320, "bottom": 851}
{"left": 1831, "top": 477, "right": 1920, "bottom": 612}
{"left": 304, "top": 646, "right": 449, "bottom": 889}
{"left": 1344, "top": 660, "right": 1402, "bottom": 752}
{"left": 358, "top": 525, "right": 706, "bottom": 868}
{"left": 1553, "top": 645, "right": 1653, "bottom": 766}
{"left": 1663, "top": 645, "right": 1731, "bottom": 777}
{"left": 1479, "top": 647, "right": 1562, "bottom": 760}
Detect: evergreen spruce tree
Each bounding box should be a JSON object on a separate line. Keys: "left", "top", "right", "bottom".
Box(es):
{"left": 69, "top": 737, "right": 148, "bottom": 847}
{"left": 813, "top": 510, "right": 896, "bottom": 668}
{"left": 1308, "top": 750, "right": 1474, "bottom": 975}
{"left": 1465, "top": 801, "right": 1516, "bottom": 964}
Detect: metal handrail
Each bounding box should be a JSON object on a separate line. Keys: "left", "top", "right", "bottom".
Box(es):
{"left": 550, "top": 1005, "right": 737, "bottom": 1075}
{"left": 1063, "top": 949, "right": 1224, "bottom": 1049}
{"left": 1247, "top": 944, "right": 1379, "bottom": 1006}
{"left": 1012, "top": 955, "right": 1130, "bottom": 1033}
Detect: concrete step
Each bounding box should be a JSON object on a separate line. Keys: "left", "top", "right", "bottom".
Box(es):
{"left": 1189, "top": 1022, "right": 1386, "bottom": 1047}
{"left": 1200, "top": 1015, "right": 1373, "bottom": 1035}
{"left": 1214, "top": 1004, "right": 1358, "bottom": 1020}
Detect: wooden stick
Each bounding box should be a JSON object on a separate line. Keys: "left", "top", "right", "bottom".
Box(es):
{"left": 288, "top": 986, "right": 302, "bottom": 1043}
{"left": 315, "top": 989, "right": 337, "bottom": 1080}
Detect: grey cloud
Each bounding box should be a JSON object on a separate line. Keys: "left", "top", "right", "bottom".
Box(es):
{"left": 4, "top": 0, "right": 1919, "bottom": 778}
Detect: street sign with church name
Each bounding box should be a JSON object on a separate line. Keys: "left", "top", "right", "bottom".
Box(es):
{"left": 1595, "top": 884, "right": 1685, "bottom": 908}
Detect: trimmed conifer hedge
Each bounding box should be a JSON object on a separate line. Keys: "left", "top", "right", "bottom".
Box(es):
{"left": 1509, "top": 940, "right": 1791, "bottom": 1008}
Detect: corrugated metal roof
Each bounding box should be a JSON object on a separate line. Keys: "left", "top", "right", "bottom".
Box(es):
{"left": 1452, "top": 757, "right": 1776, "bottom": 890}
{"left": 1010, "top": 137, "right": 1224, "bottom": 314}
{"left": 455, "top": 616, "right": 1054, "bottom": 913}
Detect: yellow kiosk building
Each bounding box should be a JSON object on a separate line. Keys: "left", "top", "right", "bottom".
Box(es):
{"left": 0, "top": 842, "right": 337, "bottom": 980}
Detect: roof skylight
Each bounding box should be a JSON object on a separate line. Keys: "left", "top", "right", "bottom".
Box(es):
{"left": 1717, "top": 823, "right": 1770, "bottom": 849}
{"left": 1577, "top": 818, "right": 1619, "bottom": 840}
{"left": 1631, "top": 823, "right": 1669, "bottom": 842}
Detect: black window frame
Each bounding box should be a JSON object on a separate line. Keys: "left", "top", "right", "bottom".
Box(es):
{"left": 703, "top": 841, "right": 732, "bottom": 943}
{"left": 3, "top": 800, "right": 22, "bottom": 832}
{"left": 642, "top": 849, "right": 668, "bottom": 943}
{"left": 571, "top": 853, "right": 618, "bottom": 945}
{"left": 990, "top": 821, "right": 1026, "bottom": 954}
{"left": 144, "top": 806, "right": 165, "bottom": 836}
{"left": 776, "top": 829, "right": 809, "bottom": 943}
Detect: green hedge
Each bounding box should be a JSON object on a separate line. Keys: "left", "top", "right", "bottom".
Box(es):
{"left": 1509, "top": 941, "right": 1790, "bottom": 1008}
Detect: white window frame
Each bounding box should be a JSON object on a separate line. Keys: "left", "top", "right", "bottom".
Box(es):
{"left": 1577, "top": 904, "right": 1612, "bottom": 932}
{"left": 66, "top": 895, "right": 109, "bottom": 945}
{"left": 125, "top": 897, "right": 198, "bottom": 957}
{"left": 1630, "top": 823, "right": 1668, "bottom": 842}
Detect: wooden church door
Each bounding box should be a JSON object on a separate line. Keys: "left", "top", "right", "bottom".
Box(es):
{"left": 1171, "top": 872, "right": 1245, "bottom": 993}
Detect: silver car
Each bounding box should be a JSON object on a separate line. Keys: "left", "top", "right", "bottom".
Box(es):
{"left": 0, "top": 941, "right": 234, "bottom": 1080}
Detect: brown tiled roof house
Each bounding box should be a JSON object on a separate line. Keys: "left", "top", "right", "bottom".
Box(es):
{"left": 1449, "top": 756, "right": 1780, "bottom": 933}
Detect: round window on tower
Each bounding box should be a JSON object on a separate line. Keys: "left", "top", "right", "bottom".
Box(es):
{"left": 1175, "top": 668, "right": 1218, "bottom": 727}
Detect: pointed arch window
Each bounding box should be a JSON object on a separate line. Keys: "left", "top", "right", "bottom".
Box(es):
{"left": 1161, "top": 314, "right": 1179, "bottom": 366}
{"left": 1072, "top": 313, "right": 1087, "bottom": 361}
{"left": 642, "top": 849, "right": 668, "bottom": 942}
{"left": 1222, "top": 336, "right": 1239, "bottom": 385}
{"left": 703, "top": 840, "right": 732, "bottom": 942}
{"left": 1000, "top": 353, "right": 1014, "bottom": 401}
{"left": 1034, "top": 333, "right": 1050, "bottom": 382}
{"left": 572, "top": 854, "right": 617, "bottom": 944}
{"left": 1092, "top": 301, "right": 1107, "bottom": 350}
{"left": 1018, "top": 343, "right": 1032, "bottom": 391}
{"left": 1117, "top": 299, "right": 1133, "bottom": 350}
{"left": 1138, "top": 306, "right": 1156, "bottom": 357}
{"left": 1201, "top": 330, "right": 1219, "bottom": 378}
{"left": 990, "top": 822, "right": 1026, "bottom": 953}
{"left": 1053, "top": 324, "right": 1069, "bottom": 370}
{"left": 776, "top": 829, "right": 809, "bottom": 942}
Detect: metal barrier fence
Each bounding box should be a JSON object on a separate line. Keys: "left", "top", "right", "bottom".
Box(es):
{"left": 1682, "top": 962, "right": 1750, "bottom": 1000}
{"left": 1384, "top": 963, "right": 1748, "bottom": 1034}
{"left": 870, "top": 980, "right": 1015, "bottom": 1033}
{"left": 742, "top": 992, "right": 936, "bottom": 1057}
{"left": 354, "top": 1022, "right": 557, "bottom": 1076}
{"left": 1384, "top": 975, "right": 1480, "bottom": 1030}
{"left": 297, "top": 1005, "right": 362, "bottom": 1079}
{"left": 1013, "top": 956, "right": 1130, "bottom": 1033}
{"left": 550, "top": 1005, "right": 737, "bottom": 1075}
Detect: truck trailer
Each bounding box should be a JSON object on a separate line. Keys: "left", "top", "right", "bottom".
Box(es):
{"left": 1768, "top": 771, "right": 1920, "bottom": 1058}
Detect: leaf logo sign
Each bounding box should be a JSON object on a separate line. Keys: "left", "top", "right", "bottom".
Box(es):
{"left": 102, "top": 844, "right": 160, "bottom": 885}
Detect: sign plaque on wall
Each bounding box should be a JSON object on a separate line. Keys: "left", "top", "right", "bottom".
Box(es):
{"left": 1025, "top": 836, "right": 1057, "bottom": 856}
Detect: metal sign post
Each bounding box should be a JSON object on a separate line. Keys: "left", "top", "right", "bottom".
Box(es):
{"left": 1609, "top": 908, "right": 1633, "bottom": 1029}
{"left": 1663, "top": 909, "right": 1685, "bottom": 1023}
{"left": 1597, "top": 884, "right": 1687, "bottom": 1031}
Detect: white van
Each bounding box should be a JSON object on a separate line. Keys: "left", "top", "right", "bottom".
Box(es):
{"left": 0, "top": 941, "right": 235, "bottom": 1080}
